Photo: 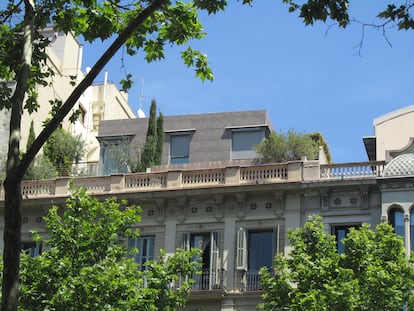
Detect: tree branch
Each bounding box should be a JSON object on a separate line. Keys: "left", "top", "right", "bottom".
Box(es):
{"left": 1, "top": 0, "right": 24, "bottom": 25}
{"left": 9, "top": 0, "right": 168, "bottom": 185}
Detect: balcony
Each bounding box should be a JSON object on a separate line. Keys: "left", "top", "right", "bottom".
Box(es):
{"left": 191, "top": 269, "right": 224, "bottom": 291}
{"left": 0, "top": 161, "right": 385, "bottom": 201}
{"left": 174, "top": 269, "right": 225, "bottom": 292}
{"left": 245, "top": 270, "right": 262, "bottom": 292}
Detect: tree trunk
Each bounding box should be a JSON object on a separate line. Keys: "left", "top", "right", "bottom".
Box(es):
{"left": 2, "top": 184, "right": 22, "bottom": 311}
{"left": 1, "top": 1, "right": 166, "bottom": 310}
{"left": 1, "top": 0, "right": 34, "bottom": 309}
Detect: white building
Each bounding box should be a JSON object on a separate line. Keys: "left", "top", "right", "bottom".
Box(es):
{"left": 0, "top": 30, "right": 136, "bottom": 176}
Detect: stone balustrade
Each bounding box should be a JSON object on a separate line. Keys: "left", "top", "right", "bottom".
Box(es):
{"left": 320, "top": 161, "right": 385, "bottom": 179}
{"left": 0, "top": 161, "right": 386, "bottom": 200}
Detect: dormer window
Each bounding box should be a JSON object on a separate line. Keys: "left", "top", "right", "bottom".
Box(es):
{"left": 230, "top": 127, "right": 266, "bottom": 160}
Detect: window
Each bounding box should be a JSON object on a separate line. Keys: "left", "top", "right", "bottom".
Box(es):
{"left": 237, "top": 226, "right": 279, "bottom": 291}
{"left": 183, "top": 231, "right": 220, "bottom": 290}
{"left": 128, "top": 236, "right": 155, "bottom": 271}
{"left": 389, "top": 208, "right": 405, "bottom": 241}
{"left": 101, "top": 138, "right": 132, "bottom": 175}
{"left": 170, "top": 134, "right": 190, "bottom": 165}
{"left": 22, "top": 241, "right": 42, "bottom": 257}
{"left": 332, "top": 224, "right": 360, "bottom": 254}
{"left": 389, "top": 207, "right": 414, "bottom": 254}
{"left": 93, "top": 113, "right": 102, "bottom": 131}
{"left": 231, "top": 128, "right": 265, "bottom": 160}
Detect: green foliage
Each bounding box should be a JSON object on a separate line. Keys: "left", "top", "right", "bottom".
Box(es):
{"left": 120, "top": 73, "right": 134, "bottom": 92}
{"left": 255, "top": 129, "right": 320, "bottom": 163}
{"left": 1, "top": 0, "right": 413, "bottom": 308}
{"left": 308, "top": 132, "right": 332, "bottom": 163}
{"left": 341, "top": 223, "right": 414, "bottom": 310}
{"left": 0, "top": 0, "right": 229, "bottom": 111}
{"left": 283, "top": 0, "right": 350, "bottom": 28}
{"left": 378, "top": 4, "right": 414, "bottom": 30}
{"left": 26, "top": 120, "right": 35, "bottom": 153}
{"left": 23, "top": 154, "right": 56, "bottom": 181}
{"left": 260, "top": 216, "right": 414, "bottom": 311}
{"left": 155, "top": 112, "right": 164, "bottom": 166}
{"left": 19, "top": 188, "right": 200, "bottom": 310}
{"left": 22, "top": 122, "right": 56, "bottom": 180}
{"left": 0, "top": 0, "right": 412, "bottom": 119}
{"left": 139, "top": 99, "right": 164, "bottom": 172}
{"left": 43, "top": 127, "right": 85, "bottom": 175}
{"left": 284, "top": 0, "right": 414, "bottom": 31}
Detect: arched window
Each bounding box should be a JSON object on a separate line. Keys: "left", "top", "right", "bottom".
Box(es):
{"left": 389, "top": 207, "right": 405, "bottom": 242}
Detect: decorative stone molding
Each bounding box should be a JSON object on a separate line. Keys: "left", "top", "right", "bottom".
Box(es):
{"left": 273, "top": 191, "right": 285, "bottom": 217}
{"left": 380, "top": 181, "right": 414, "bottom": 190}
{"left": 360, "top": 187, "right": 369, "bottom": 210}
{"left": 214, "top": 194, "right": 224, "bottom": 221}
{"left": 381, "top": 215, "right": 388, "bottom": 222}
{"left": 320, "top": 190, "right": 329, "bottom": 211}
{"left": 235, "top": 193, "right": 246, "bottom": 220}
{"left": 154, "top": 198, "right": 166, "bottom": 224}
{"left": 176, "top": 197, "right": 188, "bottom": 223}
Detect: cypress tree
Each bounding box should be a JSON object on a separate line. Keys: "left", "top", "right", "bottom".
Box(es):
{"left": 26, "top": 120, "right": 36, "bottom": 152}
{"left": 140, "top": 99, "right": 158, "bottom": 171}
{"left": 155, "top": 112, "right": 164, "bottom": 165}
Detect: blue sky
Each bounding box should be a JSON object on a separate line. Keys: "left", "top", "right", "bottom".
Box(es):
{"left": 81, "top": 1, "right": 414, "bottom": 163}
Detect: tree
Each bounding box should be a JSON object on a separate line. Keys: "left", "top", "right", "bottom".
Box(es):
{"left": 1, "top": 0, "right": 412, "bottom": 309}
{"left": 155, "top": 112, "right": 165, "bottom": 166}
{"left": 255, "top": 129, "right": 320, "bottom": 163}
{"left": 25, "top": 121, "right": 35, "bottom": 153}
{"left": 139, "top": 99, "right": 164, "bottom": 172}
{"left": 260, "top": 216, "right": 414, "bottom": 311}
{"left": 23, "top": 121, "right": 56, "bottom": 180}
{"left": 308, "top": 132, "right": 331, "bottom": 163}
{"left": 43, "top": 127, "right": 85, "bottom": 176}
{"left": 22, "top": 155, "right": 56, "bottom": 181}
{"left": 19, "top": 188, "right": 200, "bottom": 310}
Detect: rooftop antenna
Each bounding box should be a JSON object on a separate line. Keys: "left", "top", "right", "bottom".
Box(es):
{"left": 137, "top": 76, "right": 146, "bottom": 118}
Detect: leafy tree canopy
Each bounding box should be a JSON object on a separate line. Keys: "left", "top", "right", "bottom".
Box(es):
{"left": 255, "top": 129, "right": 325, "bottom": 163}
{"left": 19, "top": 188, "right": 200, "bottom": 310}
{"left": 1, "top": 0, "right": 413, "bottom": 309}
{"left": 260, "top": 216, "right": 414, "bottom": 311}
{"left": 43, "top": 127, "right": 85, "bottom": 175}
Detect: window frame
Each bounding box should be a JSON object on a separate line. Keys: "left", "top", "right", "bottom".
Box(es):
{"left": 100, "top": 135, "right": 134, "bottom": 175}
{"left": 236, "top": 226, "right": 279, "bottom": 271}
{"left": 230, "top": 127, "right": 266, "bottom": 160}
{"left": 128, "top": 236, "right": 155, "bottom": 271}
{"left": 389, "top": 207, "right": 405, "bottom": 241}
{"left": 169, "top": 132, "right": 192, "bottom": 165}
{"left": 182, "top": 231, "right": 220, "bottom": 289}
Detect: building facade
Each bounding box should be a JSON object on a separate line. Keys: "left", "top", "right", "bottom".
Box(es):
{"left": 0, "top": 30, "right": 136, "bottom": 176}
{"left": 1, "top": 107, "right": 413, "bottom": 310}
